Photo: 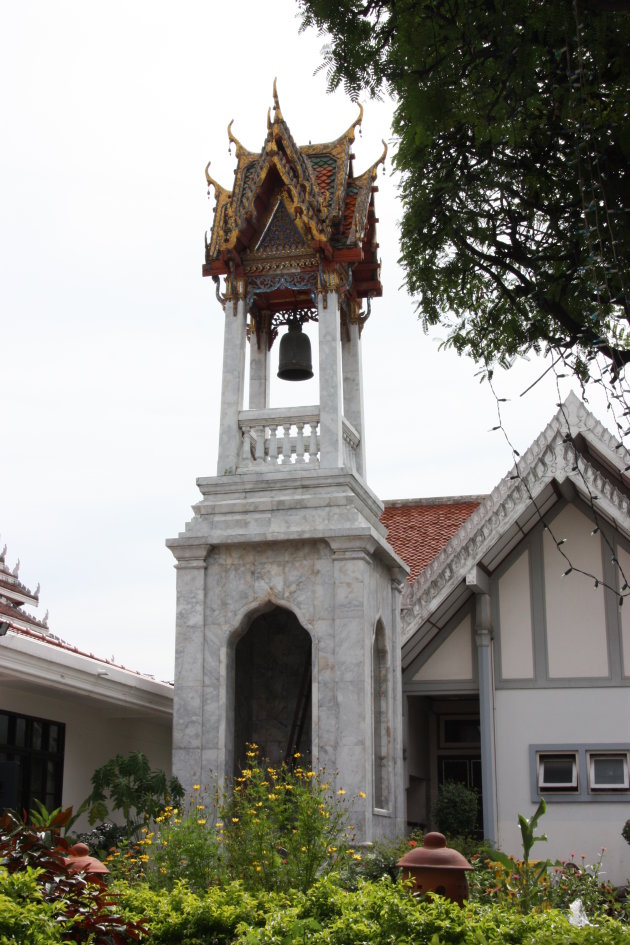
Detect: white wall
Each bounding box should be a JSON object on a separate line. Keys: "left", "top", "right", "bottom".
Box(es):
{"left": 2, "top": 686, "right": 172, "bottom": 830}
{"left": 543, "top": 505, "right": 608, "bottom": 678}
{"left": 494, "top": 688, "right": 630, "bottom": 885}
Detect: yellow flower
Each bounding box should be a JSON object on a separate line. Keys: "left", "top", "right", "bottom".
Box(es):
{"left": 193, "top": 784, "right": 200, "bottom": 791}
{"left": 256, "top": 865, "right": 262, "bottom": 872}
{"left": 232, "top": 817, "right": 239, "bottom": 823}
{"left": 359, "top": 791, "right": 366, "bottom": 798}
{"left": 216, "top": 822, "right": 224, "bottom": 828}
{"left": 306, "top": 771, "right": 315, "bottom": 778}
{"left": 337, "top": 789, "right": 346, "bottom": 795}
{"left": 197, "top": 804, "right": 205, "bottom": 810}
{"left": 353, "top": 854, "right": 362, "bottom": 861}
{"left": 294, "top": 752, "right": 302, "bottom": 758}
{"left": 198, "top": 818, "right": 207, "bottom": 825}
{"left": 139, "top": 854, "right": 149, "bottom": 862}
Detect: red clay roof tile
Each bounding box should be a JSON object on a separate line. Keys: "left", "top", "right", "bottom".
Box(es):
{"left": 381, "top": 499, "right": 482, "bottom": 583}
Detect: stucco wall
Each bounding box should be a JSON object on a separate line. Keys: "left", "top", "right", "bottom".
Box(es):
{"left": 2, "top": 686, "right": 172, "bottom": 830}
{"left": 494, "top": 688, "right": 630, "bottom": 885}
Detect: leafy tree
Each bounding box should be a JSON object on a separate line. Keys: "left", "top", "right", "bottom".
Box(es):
{"left": 299, "top": 0, "right": 630, "bottom": 380}
{"left": 85, "top": 751, "right": 184, "bottom": 838}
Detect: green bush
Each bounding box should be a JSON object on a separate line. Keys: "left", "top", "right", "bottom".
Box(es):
{"left": 0, "top": 808, "right": 146, "bottom": 944}
{"left": 113, "top": 746, "right": 352, "bottom": 894}
{"left": 432, "top": 780, "right": 479, "bottom": 838}
{"left": 115, "top": 875, "right": 630, "bottom": 945}
{"left": 116, "top": 879, "right": 273, "bottom": 945}
{"left": 0, "top": 867, "right": 63, "bottom": 945}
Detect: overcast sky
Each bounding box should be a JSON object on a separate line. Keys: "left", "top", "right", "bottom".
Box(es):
{"left": 1, "top": 0, "right": 615, "bottom": 681}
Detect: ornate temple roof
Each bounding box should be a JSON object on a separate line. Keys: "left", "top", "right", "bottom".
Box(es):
{"left": 203, "top": 82, "right": 385, "bottom": 314}
{"left": 0, "top": 540, "right": 49, "bottom": 634}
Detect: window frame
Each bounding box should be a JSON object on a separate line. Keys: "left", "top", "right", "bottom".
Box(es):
{"left": 0, "top": 710, "right": 65, "bottom": 814}
{"left": 587, "top": 751, "right": 630, "bottom": 792}
{"left": 530, "top": 744, "right": 630, "bottom": 803}
{"left": 536, "top": 751, "right": 579, "bottom": 792}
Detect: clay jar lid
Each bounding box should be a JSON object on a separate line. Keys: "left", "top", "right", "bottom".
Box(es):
{"left": 63, "top": 842, "right": 109, "bottom": 875}
{"left": 397, "top": 832, "right": 472, "bottom": 871}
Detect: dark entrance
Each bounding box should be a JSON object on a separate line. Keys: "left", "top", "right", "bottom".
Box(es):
{"left": 234, "top": 607, "right": 311, "bottom": 772}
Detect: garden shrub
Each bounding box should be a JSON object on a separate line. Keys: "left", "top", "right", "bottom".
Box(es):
{"left": 84, "top": 750, "right": 184, "bottom": 840}
{"left": 113, "top": 745, "right": 352, "bottom": 894}
{"left": 0, "top": 808, "right": 146, "bottom": 944}
{"left": 116, "top": 879, "right": 276, "bottom": 945}
{"left": 432, "top": 780, "right": 479, "bottom": 838}
{"left": 0, "top": 867, "right": 63, "bottom": 944}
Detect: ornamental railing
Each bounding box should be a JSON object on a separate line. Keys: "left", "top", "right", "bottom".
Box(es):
{"left": 237, "top": 408, "right": 360, "bottom": 471}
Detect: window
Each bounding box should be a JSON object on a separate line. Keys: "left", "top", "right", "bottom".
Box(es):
{"left": 531, "top": 744, "right": 630, "bottom": 802}
{"left": 588, "top": 752, "right": 629, "bottom": 792}
{"left": 537, "top": 752, "right": 579, "bottom": 792}
{"left": 0, "top": 711, "right": 65, "bottom": 814}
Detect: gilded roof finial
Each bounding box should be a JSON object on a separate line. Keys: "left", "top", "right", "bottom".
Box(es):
{"left": 372, "top": 139, "right": 388, "bottom": 178}
{"left": 272, "top": 77, "right": 283, "bottom": 121}
{"left": 205, "top": 162, "right": 230, "bottom": 200}
{"left": 267, "top": 107, "right": 272, "bottom": 132}
{"left": 227, "top": 119, "right": 247, "bottom": 158}
{"left": 344, "top": 102, "right": 364, "bottom": 143}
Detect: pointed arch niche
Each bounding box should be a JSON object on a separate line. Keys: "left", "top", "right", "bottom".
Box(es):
{"left": 233, "top": 606, "right": 312, "bottom": 772}
{"left": 372, "top": 620, "right": 390, "bottom": 810}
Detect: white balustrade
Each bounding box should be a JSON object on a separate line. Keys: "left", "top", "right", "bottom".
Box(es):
{"left": 237, "top": 408, "right": 361, "bottom": 472}
{"left": 238, "top": 407, "right": 321, "bottom": 469}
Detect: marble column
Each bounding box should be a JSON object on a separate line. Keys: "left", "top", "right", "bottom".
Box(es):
{"left": 341, "top": 319, "right": 366, "bottom": 477}
{"left": 249, "top": 318, "right": 270, "bottom": 409}
{"left": 171, "top": 542, "right": 211, "bottom": 789}
{"left": 217, "top": 293, "right": 247, "bottom": 476}
{"left": 318, "top": 290, "right": 343, "bottom": 469}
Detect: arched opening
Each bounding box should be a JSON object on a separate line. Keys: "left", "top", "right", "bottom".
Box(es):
{"left": 372, "top": 621, "right": 390, "bottom": 810}
{"left": 234, "top": 606, "right": 311, "bottom": 772}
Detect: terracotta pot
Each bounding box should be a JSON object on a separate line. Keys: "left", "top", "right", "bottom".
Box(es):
{"left": 397, "top": 832, "right": 472, "bottom": 906}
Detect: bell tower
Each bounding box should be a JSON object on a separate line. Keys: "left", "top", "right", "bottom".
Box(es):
{"left": 167, "top": 84, "right": 407, "bottom": 839}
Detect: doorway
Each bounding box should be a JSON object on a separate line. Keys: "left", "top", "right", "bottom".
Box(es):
{"left": 234, "top": 607, "right": 311, "bottom": 772}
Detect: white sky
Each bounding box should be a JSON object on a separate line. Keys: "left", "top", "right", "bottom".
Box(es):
{"left": 1, "top": 0, "right": 616, "bottom": 681}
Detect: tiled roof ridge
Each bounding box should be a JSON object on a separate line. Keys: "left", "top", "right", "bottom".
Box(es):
{"left": 383, "top": 495, "right": 488, "bottom": 508}
{"left": 3, "top": 623, "right": 173, "bottom": 686}
{"left": 0, "top": 600, "right": 48, "bottom": 633}
{"left": 400, "top": 391, "right": 630, "bottom": 639}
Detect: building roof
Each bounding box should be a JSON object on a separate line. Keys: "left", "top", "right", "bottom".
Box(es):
{"left": 381, "top": 498, "right": 484, "bottom": 583}
{"left": 400, "top": 391, "right": 630, "bottom": 665}
{"left": 0, "top": 542, "right": 49, "bottom": 634}
{"left": 0, "top": 536, "right": 173, "bottom": 687}
{"left": 202, "top": 81, "right": 385, "bottom": 313}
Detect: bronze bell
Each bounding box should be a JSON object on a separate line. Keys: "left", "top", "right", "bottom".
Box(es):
{"left": 277, "top": 320, "right": 313, "bottom": 381}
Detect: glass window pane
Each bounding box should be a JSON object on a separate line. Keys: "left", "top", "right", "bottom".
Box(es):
{"left": 14, "top": 718, "right": 26, "bottom": 748}
{"left": 31, "top": 721, "right": 42, "bottom": 751}
{"left": 0, "top": 714, "right": 8, "bottom": 745}
{"left": 538, "top": 753, "right": 578, "bottom": 789}
{"left": 594, "top": 757, "right": 624, "bottom": 784}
